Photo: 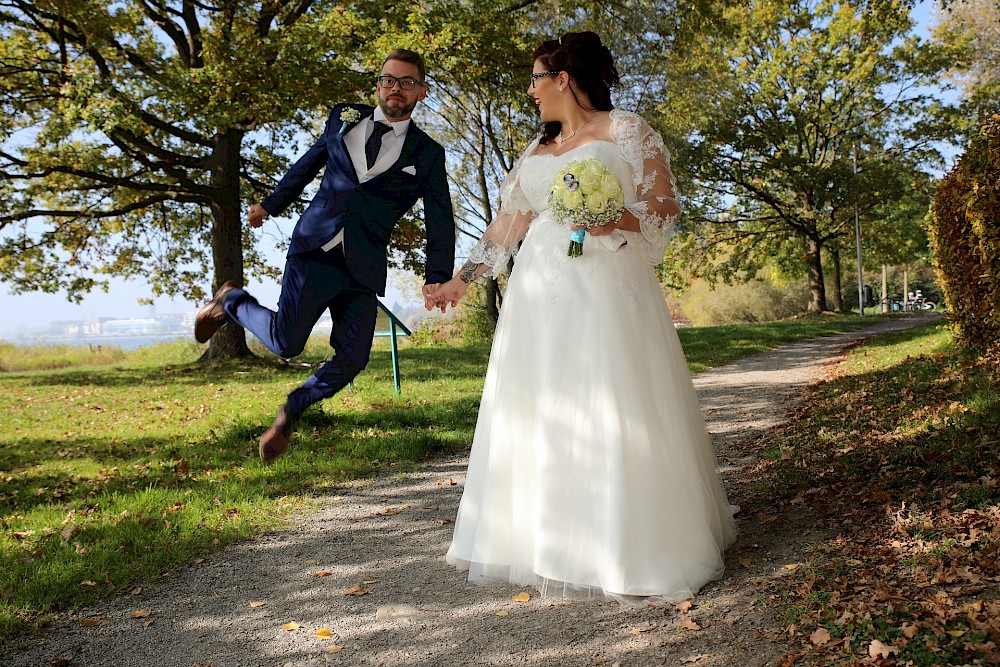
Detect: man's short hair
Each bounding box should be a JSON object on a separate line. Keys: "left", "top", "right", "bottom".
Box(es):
{"left": 383, "top": 48, "right": 426, "bottom": 83}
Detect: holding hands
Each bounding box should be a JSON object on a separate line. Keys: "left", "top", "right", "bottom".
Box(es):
{"left": 424, "top": 277, "right": 471, "bottom": 313}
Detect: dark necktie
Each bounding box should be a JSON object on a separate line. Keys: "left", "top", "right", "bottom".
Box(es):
{"left": 365, "top": 120, "right": 392, "bottom": 169}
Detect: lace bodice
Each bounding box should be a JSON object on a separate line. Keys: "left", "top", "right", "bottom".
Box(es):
{"left": 467, "top": 110, "right": 681, "bottom": 276}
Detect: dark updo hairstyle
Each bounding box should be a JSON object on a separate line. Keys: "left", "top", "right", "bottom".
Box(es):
{"left": 533, "top": 31, "right": 620, "bottom": 145}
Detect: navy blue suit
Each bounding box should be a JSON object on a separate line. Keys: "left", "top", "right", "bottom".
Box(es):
{"left": 224, "top": 103, "right": 455, "bottom": 414}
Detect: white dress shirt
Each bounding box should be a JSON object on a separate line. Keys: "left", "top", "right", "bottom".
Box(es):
{"left": 321, "top": 106, "right": 411, "bottom": 252}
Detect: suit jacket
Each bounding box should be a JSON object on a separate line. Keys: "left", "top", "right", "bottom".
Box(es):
{"left": 260, "top": 103, "right": 455, "bottom": 296}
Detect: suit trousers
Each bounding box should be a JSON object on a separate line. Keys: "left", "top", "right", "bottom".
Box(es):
{"left": 223, "top": 247, "right": 378, "bottom": 415}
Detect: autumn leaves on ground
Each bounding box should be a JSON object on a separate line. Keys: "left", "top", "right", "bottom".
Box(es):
{"left": 737, "top": 323, "right": 1000, "bottom": 666}
{"left": 3, "top": 316, "right": 999, "bottom": 666}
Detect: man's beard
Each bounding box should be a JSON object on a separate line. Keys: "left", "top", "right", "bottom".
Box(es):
{"left": 380, "top": 95, "right": 416, "bottom": 120}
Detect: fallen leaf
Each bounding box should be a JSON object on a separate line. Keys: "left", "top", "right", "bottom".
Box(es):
{"left": 676, "top": 600, "right": 693, "bottom": 613}
{"left": 629, "top": 627, "right": 649, "bottom": 635}
{"left": 324, "top": 645, "right": 345, "bottom": 654}
{"left": 310, "top": 571, "right": 332, "bottom": 577}
{"left": 342, "top": 584, "right": 371, "bottom": 597}
{"left": 130, "top": 610, "right": 151, "bottom": 618}
{"left": 282, "top": 621, "right": 302, "bottom": 631}
{"left": 901, "top": 622, "right": 919, "bottom": 638}
{"left": 81, "top": 617, "right": 103, "bottom": 627}
{"left": 782, "top": 564, "right": 800, "bottom": 570}
{"left": 129, "top": 587, "right": 142, "bottom": 596}
{"left": 681, "top": 618, "right": 701, "bottom": 631}
{"left": 511, "top": 592, "right": 531, "bottom": 602}
{"left": 946, "top": 630, "right": 965, "bottom": 637}
{"left": 315, "top": 627, "right": 333, "bottom": 639}
{"left": 249, "top": 602, "right": 266, "bottom": 608}
{"left": 738, "top": 556, "right": 752, "bottom": 569}
{"left": 680, "top": 656, "right": 711, "bottom": 664}
{"left": 496, "top": 610, "right": 509, "bottom": 617}
{"left": 440, "top": 519, "right": 454, "bottom": 525}
{"left": 305, "top": 559, "right": 318, "bottom": 565}
{"left": 810, "top": 627, "right": 831, "bottom": 645}
{"left": 868, "top": 639, "right": 899, "bottom": 659}
{"left": 80, "top": 580, "right": 97, "bottom": 587}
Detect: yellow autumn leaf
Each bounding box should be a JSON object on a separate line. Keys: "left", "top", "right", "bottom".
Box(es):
{"left": 325, "top": 645, "right": 345, "bottom": 654}
{"left": 249, "top": 601, "right": 266, "bottom": 608}
{"left": 947, "top": 630, "right": 965, "bottom": 637}
{"left": 131, "top": 610, "right": 151, "bottom": 618}
{"left": 782, "top": 564, "right": 800, "bottom": 570}
{"left": 810, "top": 627, "right": 832, "bottom": 645}
{"left": 496, "top": 610, "right": 509, "bottom": 617}
{"left": 310, "top": 571, "right": 332, "bottom": 577}
{"left": 629, "top": 628, "right": 646, "bottom": 635}
{"left": 282, "top": 621, "right": 302, "bottom": 631}
{"left": 680, "top": 617, "right": 701, "bottom": 631}
{"left": 868, "top": 639, "right": 899, "bottom": 659}
{"left": 315, "top": 627, "right": 333, "bottom": 639}
{"left": 511, "top": 592, "right": 531, "bottom": 602}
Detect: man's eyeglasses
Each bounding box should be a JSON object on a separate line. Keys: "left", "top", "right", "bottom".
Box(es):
{"left": 376, "top": 75, "right": 423, "bottom": 91}
{"left": 529, "top": 71, "right": 559, "bottom": 89}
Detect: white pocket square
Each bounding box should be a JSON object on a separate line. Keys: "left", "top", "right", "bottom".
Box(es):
{"left": 402, "top": 165, "right": 417, "bottom": 175}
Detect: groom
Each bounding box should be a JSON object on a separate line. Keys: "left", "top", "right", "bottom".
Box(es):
{"left": 195, "top": 48, "right": 455, "bottom": 462}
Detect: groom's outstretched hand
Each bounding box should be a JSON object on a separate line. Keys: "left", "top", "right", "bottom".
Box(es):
{"left": 422, "top": 283, "right": 442, "bottom": 312}
{"left": 247, "top": 203, "right": 269, "bottom": 228}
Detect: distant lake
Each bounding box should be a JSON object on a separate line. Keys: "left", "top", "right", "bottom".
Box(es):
{"left": 1, "top": 334, "right": 187, "bottom": 350}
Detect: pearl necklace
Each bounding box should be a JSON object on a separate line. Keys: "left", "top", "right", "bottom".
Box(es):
{"left": 558, "top": 113, "right": 596, "bottom": 144}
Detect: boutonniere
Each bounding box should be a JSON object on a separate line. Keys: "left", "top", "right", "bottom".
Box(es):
{"left": 339, "top": 108, "right": 361, "bottom": 134}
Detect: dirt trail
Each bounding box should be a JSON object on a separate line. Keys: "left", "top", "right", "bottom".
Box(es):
{"left": 0, "top": 314, "right": 938, "bottom": 667}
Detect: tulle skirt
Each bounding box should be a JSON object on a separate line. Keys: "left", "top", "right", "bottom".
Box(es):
{"left": 446, "top": 215, "right": 738, "bottom": 604}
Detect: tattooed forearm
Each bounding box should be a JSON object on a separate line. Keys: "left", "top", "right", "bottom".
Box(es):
{"left": 461, "top": 239, "right": 500, "bottom": 283}
{"left": 459, "top": 261, "right": 481, "bottom": 284}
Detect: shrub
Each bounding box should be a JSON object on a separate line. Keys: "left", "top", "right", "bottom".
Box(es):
{"left": 927, "top": 113, "right": 1000, "bottom": 350}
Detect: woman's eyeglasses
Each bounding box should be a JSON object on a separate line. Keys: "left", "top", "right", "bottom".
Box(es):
{"left": 529, "top": 71, "right": 559, "bottom": 89}
{"left": 376, "top": 75, "right": 423, "bottom": 91}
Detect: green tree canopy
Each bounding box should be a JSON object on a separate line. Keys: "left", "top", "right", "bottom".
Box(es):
{"left": 657, "top": 0, "right": 953, "bottom": 312}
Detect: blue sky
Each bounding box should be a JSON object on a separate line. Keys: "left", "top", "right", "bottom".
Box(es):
{"left": 0, "top": 0, "right": 949, "bottom": 338}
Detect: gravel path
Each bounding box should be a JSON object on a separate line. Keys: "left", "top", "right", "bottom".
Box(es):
{"left": 1, "top": 314, "right": 938, "bottom": 667}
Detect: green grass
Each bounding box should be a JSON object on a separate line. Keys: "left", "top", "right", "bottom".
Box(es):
{"left": 675, "top": 312, "right": 895, "bottom": 373}
{"left": 0, "top": 312, "right": 901, "bottom": 639}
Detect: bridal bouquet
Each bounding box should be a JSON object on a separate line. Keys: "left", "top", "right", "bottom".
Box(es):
{"left": 549, "top": 158, "right": 625, "bottom": 257}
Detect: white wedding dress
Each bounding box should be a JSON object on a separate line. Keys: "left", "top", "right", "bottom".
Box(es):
{"left": 446, "top": 110, "right": 738, "bottom": 604}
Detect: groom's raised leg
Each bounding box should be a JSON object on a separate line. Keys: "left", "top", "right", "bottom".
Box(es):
{"left": 223, "top": 253, "right": 335, "bottom": 358}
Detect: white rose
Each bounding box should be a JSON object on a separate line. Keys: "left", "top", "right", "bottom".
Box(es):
{"left": 586, "top": 192, "right": 609, "bottom": 215}
{"left": 564, "top": 189, "right": 584, "bottom": 210}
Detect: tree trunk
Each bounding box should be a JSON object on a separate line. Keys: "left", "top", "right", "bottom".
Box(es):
{"left": 201, "top": 128, "right": 253, "bottom": 361}
{"left": 830, "top": 246, "right": 844, "bottom": 312}
{"left": 805, "top": 235, "right": 827, "bottom": 313}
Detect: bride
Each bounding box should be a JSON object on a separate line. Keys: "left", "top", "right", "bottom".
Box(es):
{"left": 427, "top": 31, "right": 738, "bottom": 604}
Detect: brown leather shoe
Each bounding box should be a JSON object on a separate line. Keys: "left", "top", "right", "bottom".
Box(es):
{"left": 259, "top": 403, "right": 300, "bottom": 463}
{"left": 194, "top": 280, "right": 238, "bottom": 343}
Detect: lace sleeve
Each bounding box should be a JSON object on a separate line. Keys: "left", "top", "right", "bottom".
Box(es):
{"left": 611, "top": 110, "right": 682, "bottom": 264}
{"left": 465, "top": 139, "right": 539, "bottom": 278}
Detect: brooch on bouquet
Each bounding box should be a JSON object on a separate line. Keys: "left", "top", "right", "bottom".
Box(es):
{"left": 548, "top": 158, "right": 625, "bottom": 257}
{"left": 339, "top": 107, "right": 361, "bottom": 134}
